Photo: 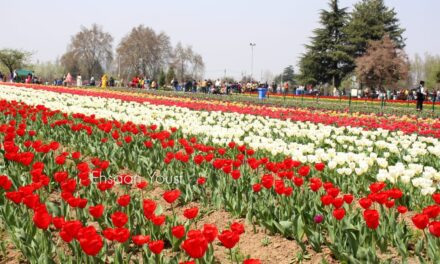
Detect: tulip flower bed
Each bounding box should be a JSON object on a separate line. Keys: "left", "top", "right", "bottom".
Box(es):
{"left": 0, "top": 83, "right": 440, "bottom": 263}
{"left": 100, "top": 86, "right": 440, "bottom": 119}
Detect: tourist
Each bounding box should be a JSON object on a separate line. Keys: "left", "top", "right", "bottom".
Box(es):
{"left": 416, "top": 81, "right": 426, "bottom": 111}
{"left": 90, "top": 76, "right": 95, "bottom": 86}
{"left": 101, "top": 74, "right": 108, "bottom": 88}
{"left": 64, "top": 73, "right": 73, "bottom": 86}
{"left": 151, "top": 80, "right": 157, "bottom": 90}
{"left": 77, "top": 74, "right": 82, "bottom": 87}
{"left": 283, "top": 82, "right": 289, "bottom": 96}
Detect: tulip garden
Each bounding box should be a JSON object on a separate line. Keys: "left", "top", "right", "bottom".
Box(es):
{"left": 1, "top": 83, "right": 440, "bottom": 263}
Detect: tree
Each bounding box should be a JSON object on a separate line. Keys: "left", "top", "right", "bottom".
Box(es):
{"left": 0, "top": 49, "right": 32, "bottom": 76}
{"left": 159, "top": 69, "right": 166, "bottom": 87}
{"left": 62, "top": 24, "right": 113, "bottom": 79}
{"left": 60, "top": 51, "right": 80, "bottom": 76}
{"left": 298, "top": 0, "right": 352, "bottom": 87}
{"left": 166, "top": 67, "right": 176, "bottom": 84}
{"left": 356, "top": 35, "right": 409, "bottom": 90}
{"left": 32, "top": 59, "right": 64, "bottom": 82}
{"left": 410, "top": 53, "right": 440, "bottom": 89}
{"left": 345, "top": 0, "right": 405, "bottom": 57}
{"left": 172, "top": 42, "right": 205, "bottom": 82}
{"left": 117, "top": 25, "right": 171, "bottom": 80}
{"left": 274, "top": 65, "right": 295, "bottom": 84}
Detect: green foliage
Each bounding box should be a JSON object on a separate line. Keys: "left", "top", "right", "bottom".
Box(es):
{"left": 298, "top": 0, "right": 352, "bottom": 87}
{"left": 299, "top": 0, "right": 406, "bottom": 88}
{"left": 31, "top": 60, "right": 64, "bottom": 82}
{"left": 0, "top": 49, "right": 32, "bottom": 75}
{"left": 158, "top": 69, "right": 166, "bottom": 87}
{"left": 411, "top": 53, "right": 440, "bottom": 89}
{"left": 345, "top": 0, "right": 405, "bottom": 57}
{"left": 166, "top": 67, "right": 175, "bottom": 84}
{"left": 274, "top": 65, "right": 296, "bottom": 84}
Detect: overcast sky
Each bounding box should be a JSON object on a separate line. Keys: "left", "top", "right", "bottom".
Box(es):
{"left": 2, "top": 0, "right": 439, "bottom": 79}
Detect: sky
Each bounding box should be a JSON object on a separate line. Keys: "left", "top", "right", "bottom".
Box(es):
{"left": 1, "top": 0, "right": 440, "bottom": 80}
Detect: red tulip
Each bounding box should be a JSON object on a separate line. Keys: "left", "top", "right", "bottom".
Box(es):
{"left": 132, "top": 235, "right": 150, "bottom": 246}
{"left": 320, "top": 195, "right": 334, "bottom": 206}
{"left": 197, "top": 177, "right": 207, "bottom": 185}
{"left": 117, "top": 194, "right": 131, "bottom": 207}
{"left": 148, "top": 240, "right": 164, "bottom": 254}
{"left": 143, "top": 199, "right": 157, "bottom": 219}
{"left": 327, "top": 187, "right": 340, "bottom": 198}
{"left": 397, "top": 206, "right": 408, "bottom": 214}
{"left": 412, "top": 213, "right": 429, "bottom": 229}
{"left": 136, "top": 181, "right": 148, "bottom": 189}
{"left": 261, "top": 174, "right": 274, "bottom": 189}
{"left": 151, "top": 215, "right": 166, "bottom": 226}
{"left": 163, "top": 189, "right": 181, "bottom": 204}
{"left": 231, "top": 222, "right": 245, "bottom": 235}
{"left": 293, "top": 177, "right": 304, "bottom": 187}
{"left": 202, "top": 224, "right": 218, "bottom": 243}
{"left": 333, "top": 208, "right": 345, "bottom": 220}
{"left": 432, "top": 193, "right": 440, "bottom": 205}
{"left": 363, "top": 209, "right": 380, "bottom": 229}
{"left": 111, "top": 211, "right": 128, "bottom": 227}
{"left": 113, "top": 227, "right": 130, "bottom": 243}
{"left": 314, "top": 163, "right": 325, "bottom": 171}
{"left": 183, "top": 207, "right": 199, "bottom": 220}
{"left": 429, "top": 221, "right": 440, "bottom": 237}
{"left": 52, "top": 216, "right": 65, "bottom": 229}
{"left": 423, "top": 205, "right": 440, "bottom": 219}
{"left": 298, "top": 166, "right": 310, "bottom": 177}
{"left": 218, "top": 230, "right": 240, "bottom": 249}
{"left": 343, "top": 194, "right": 354, "bottom": 204}
{"left": 359, "top": 198, "right": 372, "bottom": 209}
{"left": 252, "top": 183, "right": 262, "bottom": 193}
{"left": 33, "top": 210, "right": 52, "bottom": 230}
{"left": 77, "top": 226, "right": 103, "bottom": 256}
{"left": 182, "top": 234, "right": 209, "bottom": 259}
{"left": 89, "top": 204, "right": 104, "bottom": 218}
{"left": 369, "top": 182, "right": 386, "bottom": 193}
{"left": 172, "top": 225, "right": 185, "bottom": 239}
{"left": 231, "top": 170, "right": 241, "bottom": 180}
{"left": 332, "top": 197, "right": 344, "bottom": 209}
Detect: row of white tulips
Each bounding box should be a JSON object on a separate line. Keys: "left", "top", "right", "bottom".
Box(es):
{"left": 0, "top": 85, "right": 439, "bottom": 194}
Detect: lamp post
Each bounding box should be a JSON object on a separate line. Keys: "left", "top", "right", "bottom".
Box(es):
{"left": 249, "top": 43, "right": 256, "bottom": 81}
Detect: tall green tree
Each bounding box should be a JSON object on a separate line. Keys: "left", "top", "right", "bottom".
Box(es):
{"left": 298, "top": 0, "right": 352, "bottom": 88}
{"left": 158, "top": 69, "right": 166, "bottom": 87}
{"left": 0, "top": 49, "right": 32, "bottom": 76}
{"left": 345, "top": 0, "right": 405, "bottom": 57}
{"left": 166, "top": 67, "right": 176, "bottom": 84}
{"left": 274, "top": 65, "right": 296, "bottom": 84}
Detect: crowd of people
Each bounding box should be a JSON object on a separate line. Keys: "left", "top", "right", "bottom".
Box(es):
{"left": 2, "top": 70, "right": 440, "bottom": 110}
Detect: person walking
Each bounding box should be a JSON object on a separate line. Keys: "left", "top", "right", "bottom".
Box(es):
{"left": 416, "top": 81, "right": 426, "bottom": 111}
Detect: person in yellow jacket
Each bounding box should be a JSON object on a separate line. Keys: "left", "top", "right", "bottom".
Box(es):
{"left": 101, "top": 74, "right": 108, "bottom": 88}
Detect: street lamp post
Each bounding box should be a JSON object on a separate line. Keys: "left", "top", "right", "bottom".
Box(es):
{"left": 249, "top": 43, "right": 256, "bottom": 81}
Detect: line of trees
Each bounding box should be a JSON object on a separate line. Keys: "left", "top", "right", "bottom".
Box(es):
{"left": 59, "top": 24, "right": 205, "bottom": 83}
{"left": 298, "top": 0, "right": 414, "bottom": 90}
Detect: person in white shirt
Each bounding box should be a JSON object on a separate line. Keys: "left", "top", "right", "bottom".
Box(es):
{"left": 77, "top": 74, "right": 82, "bottom": 87}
